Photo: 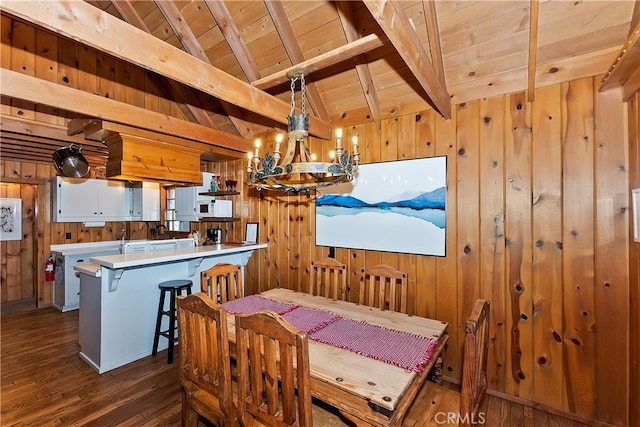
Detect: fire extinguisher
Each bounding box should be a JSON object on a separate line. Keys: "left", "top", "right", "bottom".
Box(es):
{"left": 45, "top": 257, "right": 55, "bottom": 282}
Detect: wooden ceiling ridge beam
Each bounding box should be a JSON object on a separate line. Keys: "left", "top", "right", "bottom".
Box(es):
{"left": 336, "top": 1, "right": 381, "bottom": 128}
{"left": 154, "top": 0, "right": 253, "bottom": 138}
{"left": 252, "top": 33, "right": 385, "bottom": 90}
{"left": 0, "top": 69, "right": 251, "bottom": 153}
{"left": 362, "top": 0, "right": 451, "bottom": 120}
{"left": 264, "top": 0, "right": 331, "bottom": 122}
{"left": 111, "top": 0, "right": 223, "bottom": 132}
{"left": 527, "top": 0, "right": 539, "bottom": 102}
{"left": 0, "top": 0, "right": 331, "bottom": 139}
{"left": 599, "top": 21, "right": 640, "bottom": 99}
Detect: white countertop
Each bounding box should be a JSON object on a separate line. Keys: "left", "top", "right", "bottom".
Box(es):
{"left": 89, "top": 243, "right": 268, "bottom": 269}
{"left": 73, "top": 263, "right": 101, "bottom": 277}
{"left": 50, "top": 240, "right": 132, "bottom": 255}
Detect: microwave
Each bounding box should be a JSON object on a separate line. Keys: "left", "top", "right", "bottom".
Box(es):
{"left": 197, "top": 200, "right": 232, "bottom": 218}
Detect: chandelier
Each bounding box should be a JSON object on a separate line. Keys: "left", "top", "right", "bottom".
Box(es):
{"left": 246, "top": 69, "right": 359, "bottom": 194}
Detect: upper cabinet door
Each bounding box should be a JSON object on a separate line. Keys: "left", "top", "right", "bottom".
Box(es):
{"left": 54, "top": 177, "right": 101, "bottom": 220}
{"left": 53, "top": 177, "right": 132, "bottom": 222}
{"left": 97, "top": 180, "right": 129, "bottom": 219}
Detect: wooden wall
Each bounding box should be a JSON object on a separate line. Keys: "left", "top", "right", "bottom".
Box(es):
{"left": 629, "top": 91, "right": 640, "bottom": 425}
{"left": 243, "top": 77, "right": 631, "bottom": 426}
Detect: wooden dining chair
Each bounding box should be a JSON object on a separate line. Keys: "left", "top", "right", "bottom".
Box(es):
{"left": 309, "top": 257, "right": 348, "bottom": 301}
{"left": 358, "top": 264, "right": 408, "bottom": 313}
{"left": 235, "top": 310, "right": 313, "bottom": 427}
{"left": 201, "top": 262, "right": 243, "bottom": 303}
{"left": 403, "top": 299, "right": 490, "bottom": 427}
{"left": 177, "top": 293, "right": 236, "bottom": 426}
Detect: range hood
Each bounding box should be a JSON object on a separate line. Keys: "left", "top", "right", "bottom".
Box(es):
{"left": 104, "top": 133, "right": 203, "bottom": 184}
{"left": 67, "top": 119, "right": 246, "bottom": 185}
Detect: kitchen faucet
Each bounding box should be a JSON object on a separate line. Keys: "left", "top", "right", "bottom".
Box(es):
{"left": 120, "top": 228, "right": 126, "bottom": 246}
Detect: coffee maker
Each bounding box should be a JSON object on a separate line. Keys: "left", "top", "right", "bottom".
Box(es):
{"left": 206, "top": 228, "right": 223, "bottom": 244}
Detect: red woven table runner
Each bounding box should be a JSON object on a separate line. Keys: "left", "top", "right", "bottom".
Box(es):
{"left": 309, "top": 317, "right": 438, "bottom": 373}
{"left": 221, "top": 295, "right": 296, "bottom": 315}
{"left": 281, "top": 306, "right": 341, "bottom": 334}
{"left": 223, "top": 295, "right": 438, "bottom": 372}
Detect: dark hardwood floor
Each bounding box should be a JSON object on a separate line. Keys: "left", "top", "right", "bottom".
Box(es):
{"left": 1, "top": 302, "right": 594, "bottom": 427}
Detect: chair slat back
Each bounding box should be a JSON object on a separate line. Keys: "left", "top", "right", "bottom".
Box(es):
{"left": 236, "top": 310, "right": 312, "bottom": 427}
{"left": 358, "top": 264, "right": 408, "bottom": 313}
{"left": 201, "top": 263, "right": 243, "bottom": 303}
{"left": 177, "top": 293, "right": 235, "bottom": 424}
{"left": 309, "top": 258, "right": 348, "bottom": 301}
{"left": 460, "top": 299, "right": 490, "bottom": 425}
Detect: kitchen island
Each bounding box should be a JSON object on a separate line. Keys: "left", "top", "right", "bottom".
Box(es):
{"left": 75, "top": 242, "right": 267, "bottom": 374}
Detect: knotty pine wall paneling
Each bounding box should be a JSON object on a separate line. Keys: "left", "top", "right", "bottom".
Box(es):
{"left": 504, "top": 92, "right": 534, "bottom": 400}
{"left": 434, "top": 107, "right": 460, "bottom": 381}
{"left": 531, "top": 84, "right": 564, "bottom": 409}
{"left": 241, "top": 76, "right": 631, "bottom": 426}
{"left": 628, "top": 92, "right": 639, "bottom": 427}
{"left": 479, "top": 96, "right": 507, "bottom": 394}
{"left": 593, "top": 85, "right": 629, "bottom": 425}
{"left": 561, "top": 78, "right": 596, "bottom": 419}
{"left": 456, "top": 101, "right": 482, "bottom": 383}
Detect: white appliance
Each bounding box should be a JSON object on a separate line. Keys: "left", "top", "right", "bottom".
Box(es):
{"left": 196, "top": 199, "right": 233, "bottom": 218}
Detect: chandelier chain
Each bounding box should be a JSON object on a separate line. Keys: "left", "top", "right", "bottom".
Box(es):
{"left": 289, "top": 76, "right": 297, "bottom": 116}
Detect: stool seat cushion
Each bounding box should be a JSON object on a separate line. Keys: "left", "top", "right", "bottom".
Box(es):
{"left": 159, "top": 279, "right": 193, "bottom": 289}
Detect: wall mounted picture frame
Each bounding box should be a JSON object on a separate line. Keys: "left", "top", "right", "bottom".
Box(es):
{"left": 316, "top": 157, "right": 447, "bottom": 256}
{"left": 0, "top": 198, "right": 22, "bottom": 241}
{"left": 245, "top": 222, "right": 259, "bottom": 244}
{"left": 633, "top": 188, "right": 640, "bottom": 243}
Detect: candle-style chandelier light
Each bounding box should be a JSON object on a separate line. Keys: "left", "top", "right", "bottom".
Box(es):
{"left": 246, "top": 69, "right": 359, "bottom": 194}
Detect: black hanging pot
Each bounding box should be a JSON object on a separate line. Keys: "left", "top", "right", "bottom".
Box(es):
{"left": 53, "top": 143, "right": 90, "bottom": 178}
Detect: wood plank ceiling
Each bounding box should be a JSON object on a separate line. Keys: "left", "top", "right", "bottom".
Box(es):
{"left": 0, "top": 0, "right": 637, "bottom": 169}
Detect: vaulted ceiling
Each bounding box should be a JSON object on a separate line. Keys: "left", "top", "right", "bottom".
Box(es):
{"left": 0, "top": 0, "right": 638, "bottom": 168}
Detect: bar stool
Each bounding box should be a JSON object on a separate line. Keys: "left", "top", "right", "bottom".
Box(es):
{"left": 152, "top": 279, "right": 193, "bottom": 363}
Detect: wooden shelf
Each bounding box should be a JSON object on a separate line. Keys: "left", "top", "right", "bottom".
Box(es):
{"left": 199, "top": 217, "right": 241, "bottom": 223}
{"left": 198, "top": 191, "right": 240, "bottom": 196}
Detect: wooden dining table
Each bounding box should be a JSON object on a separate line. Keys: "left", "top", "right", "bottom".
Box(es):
{"left": 224, "top": 288, "right": 449, "bottom": 427}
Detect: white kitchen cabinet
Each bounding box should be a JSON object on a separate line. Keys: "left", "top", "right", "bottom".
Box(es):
{"left": 130, "top": 182, "right": 160, "bottom": 221}
{"left": 53, "top": 177, "right": 130, "bottom": 222}
{"left": 52, "top": 245, "right": 121, "bottom": 311}
{"left": 175, "top": 172, "right": 212, "bottom": 222}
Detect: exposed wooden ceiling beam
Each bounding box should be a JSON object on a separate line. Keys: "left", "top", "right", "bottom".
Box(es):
{"left": 1, "top": 69, "right": 251, "bottom": 153}
{"left": 154, "top": 0, "right": 253, "bottom": 138}
{"left": 252, "top": 34, "right": 385, "bottom": 90}
{"left": 111, "top": 0, "right": 227, "bottom": 133}
{"left": 204, "top": 0, "right": 261, "bottom": 83}
{"left": 362, "top": 0, "right": 451, "bottom": 119}
{"left": 0, "top": 0, "right": 332, "bottom": 139}
{"left": 71, "top": 119, "right": 242, "bottom": 161}
{"left": 600, "top": 22, "right": 640, "bottom": 98}
{"left": 336, "top": 1, "right": 381, "bottom": 128}
{"left": 527, "top": 0, "right": 539, "bottom": 102}
{"left": 1, "top": 115, "right": 97, "bottom": 147}
{"left": 264, "top": 0, "right": 330, "bottom": 121}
